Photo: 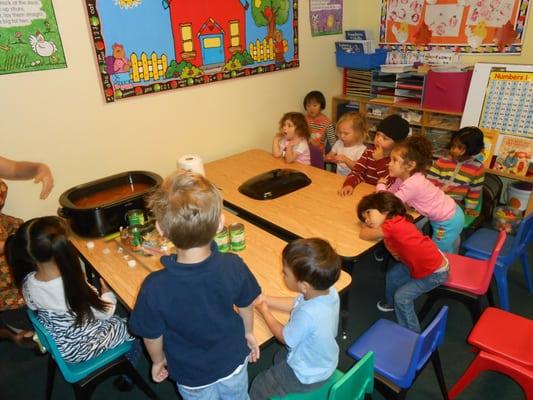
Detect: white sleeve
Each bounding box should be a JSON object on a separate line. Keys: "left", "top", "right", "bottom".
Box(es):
{"left": 331, "top": 140, "right": 342, "bottom": 154}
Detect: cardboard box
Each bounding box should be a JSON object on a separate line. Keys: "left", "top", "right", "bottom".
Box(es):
{"left": 422, "top": 70, "right": 473, "bottom": 112}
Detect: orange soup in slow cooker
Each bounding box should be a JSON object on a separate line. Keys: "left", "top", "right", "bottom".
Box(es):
{"left": 73, "top": 182, "right": 152, "bottom": 208}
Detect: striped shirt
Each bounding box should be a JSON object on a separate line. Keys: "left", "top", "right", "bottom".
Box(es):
{"left": 343, "top": 146, "right": 390, "bottom": 188}
{"left": 427, "top": 157, "right": 484, "bottom": 210}
{"left": 306, "top": 113, "right": 335, "bottom": 150}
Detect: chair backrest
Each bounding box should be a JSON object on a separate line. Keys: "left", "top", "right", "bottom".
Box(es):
{"left": 27, "top": 309, "right": 72, "bottom": 377}
{"left": 329, "top": 351, "right": 374, "bottom": 400}
{"left": 511, "top": 212, "right": 533, "bottom": 254}
{"left": 481, "top": 174, "right": 503, "bottom": 221}
{"left": 309, "top": 144, "right": 325, "bottom": 169}
{"left": 407, "top": 306, "right": 449, "bottom": 382}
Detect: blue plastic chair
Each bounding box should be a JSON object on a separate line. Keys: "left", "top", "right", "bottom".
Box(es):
{"left": 462, "top": 212, "right": 533, "bottom": 311}
{"left": 347, "top": 306, "right": 449, "bottom": 400}
{"left": 270, "top": 351, "right": 374, "bottom": 400}
{"left": 27, "top": 309, "right": 158, "bottom": 400}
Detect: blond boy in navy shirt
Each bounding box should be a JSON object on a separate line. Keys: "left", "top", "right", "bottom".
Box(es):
{"left": 130, "top": 171, "right": 261, "bottom": 400}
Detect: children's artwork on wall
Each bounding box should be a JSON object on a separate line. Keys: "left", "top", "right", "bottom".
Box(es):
{"left": 309, "top": 0, "right": 342, "bottom": 36}
{"left": 0, "top": 0, "right": 66, "bottom": 75}
{"left": 84, "top": 0, "right": 299, "bottom": 103}
{"left": 380, "top": 0, "right": 530, "bottom": 54}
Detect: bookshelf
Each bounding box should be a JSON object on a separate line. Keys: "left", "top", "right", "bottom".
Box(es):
{"left": 331, "top": 95, "right": 462, "bottom": 157}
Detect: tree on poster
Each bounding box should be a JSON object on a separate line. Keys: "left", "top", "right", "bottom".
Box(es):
{"left": 0, "top": 0, "right": 66, "bottom": 75}
{"left": 85, "top": 0, "right": 299, "bottom": 103}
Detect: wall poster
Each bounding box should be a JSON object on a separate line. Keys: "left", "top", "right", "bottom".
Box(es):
{"left": 84, "top": 0, "right": 299, "bottom": 103}
{"left": 379, "top": 0, "right": 530, "bottom": 54}
{"left": 0, "top": 0, "right": 66, "bottom": 75}
{"left": 309, "top": 0, "right": 342, "bottom": 36}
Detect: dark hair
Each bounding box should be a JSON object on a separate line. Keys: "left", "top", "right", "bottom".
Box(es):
{"left": 394, "top": 135, "right": 433, "bottom": 173}
{"left": 282, "top": 238, "right": 340, "bottom": 290}
{"left": 279, "top": 112, "right": 311, "bottom": 140}
{"left": 450, "top": 126, "right": 484, "bottom": 156}
{"left": 4, "top": 219, "right": 38, "bottom": 289}
{"left": 6, "top": 216, "right": 110, "bottom": 326}
{"left": 357, "top": 192, "right": 412, "bottom": 223}
{"left": 303, "top": 91, "right": 326, "bottom": 110}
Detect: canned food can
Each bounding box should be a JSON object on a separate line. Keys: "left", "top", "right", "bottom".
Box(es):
{"left": 128, "top": 224, "right": 143, "bottom": 248}
{"left": 126, "top": 209, "right": 145, "bottom": 227}
{"left": 229, "top": 223, "right": 246, "bottom": 251}
{"left": 214, "top": 226, "right": 230, "bottom": 253}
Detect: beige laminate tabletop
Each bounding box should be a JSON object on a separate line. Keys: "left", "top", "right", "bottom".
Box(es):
{"left": 70, "top": 213, "right": 352, "bottom": 347}
{"left": 205, "top": 149, "right": 376, "bottom": 259}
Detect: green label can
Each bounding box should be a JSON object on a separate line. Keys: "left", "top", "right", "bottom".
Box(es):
{"left": 128, "top": 224, "right": 143, "bottom": 248}
{"left": 214, "top": 226, "right": 230, "bottom": 253}
{"left": 126, "top": 209, "right": 145, "bottom": 227}
{"left": 229, "top": 223, "right": 246, "bottom": 251}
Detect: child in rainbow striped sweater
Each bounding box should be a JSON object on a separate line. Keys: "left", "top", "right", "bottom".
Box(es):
{"left": 427, "top": 127, "right": 485, "bottom": 217}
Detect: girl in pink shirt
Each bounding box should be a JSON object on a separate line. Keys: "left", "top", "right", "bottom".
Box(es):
{"left": 376, "top": 135, "right": 464, "bottom": 253}
{"left": 272, "top": 112, "right": 311, "bottom": 165}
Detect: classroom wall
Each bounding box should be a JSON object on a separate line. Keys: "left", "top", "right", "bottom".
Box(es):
{"left": 3, "top": 2, "right": 363, "bottom": 220}
{"left": 3, "top": 1, "right": 532, "bottom": 220}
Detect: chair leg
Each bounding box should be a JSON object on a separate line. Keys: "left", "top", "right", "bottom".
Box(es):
{"left": 46, "top": 355, "right": 56, "bottom": 400}
{"left": 487, "top": 281, "right": 496, "bottom": 307}
{"left": 124, "top": 360, "right": 159, "bottom": 400}
{"left": 432, "top": 350, "right": 449, "bottom": 400}
{"left": 493, "top": 267, "right": 510, "bottom": 311}
{"left": 466, "top": 298, "right": 484, "bottom": 324}
{"left": 417, "top": 294, "right": 437, "bottom": 323}
{"left": 519, "top": 252, "right": 533, "bottom": 293}
{"left": 449, "top": 351, "right": 533, "bottom": 400}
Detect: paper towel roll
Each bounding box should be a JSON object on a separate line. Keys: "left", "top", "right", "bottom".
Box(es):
{"left": 178, "top": 155, "right": 205, "bottom": 176}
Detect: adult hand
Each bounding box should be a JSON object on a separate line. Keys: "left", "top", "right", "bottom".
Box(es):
{"left": 151, "top": 359, "right": 169, "bottom": 383}
{"left": 34, "top": 164, "right": 54, "bottom": 199}
{"left": 338, "top": 185, "right": 354, "bottom": 197}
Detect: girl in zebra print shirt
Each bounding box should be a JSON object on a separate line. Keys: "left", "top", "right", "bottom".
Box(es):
{"left": 6, "top": 216, "right": 133, "bottom": 363}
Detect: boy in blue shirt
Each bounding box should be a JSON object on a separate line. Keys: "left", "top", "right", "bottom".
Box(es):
{"left": 250, "top": 238, "right": 341, "bottom": 399}
{"left": 129, "top": 171, "right": 261, "bottom": 400}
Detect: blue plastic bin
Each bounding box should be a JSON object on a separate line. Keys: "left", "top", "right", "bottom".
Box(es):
{"left": 336, "top": 48, "right": 388, "bottom": 70}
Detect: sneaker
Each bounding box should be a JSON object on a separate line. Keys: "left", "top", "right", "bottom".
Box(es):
{"left": 377, "top": 300, "right": 394, "bottom": 312}
{"left": 373, "top": 251, "right": 385, "bottom": 262}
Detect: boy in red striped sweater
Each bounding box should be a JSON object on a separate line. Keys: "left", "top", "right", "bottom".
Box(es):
{"left": 427, "top": 127, "right": 485, "bottom": 217}
{"left": 339, "top": 114, "right": 409, "bottom": 196}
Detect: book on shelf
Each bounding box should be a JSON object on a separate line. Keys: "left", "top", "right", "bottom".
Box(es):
{"left": 492, "top": 134, "right": 533, "bottom": 177}
{"left": 336, "top": 40, "right": 376, "bottom": 54}
{"left": 480, "top": 128, "right": 499, "bottom": 168}
{"left": 380, "top": 64, "right": 414, "bottom": 73}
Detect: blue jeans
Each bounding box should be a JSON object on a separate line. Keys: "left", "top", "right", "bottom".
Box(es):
{"left": 385, "top": 263, "right": 449, "bottom": 333}
{"left": 177, "top": 359, "right": 249, "bottom": 400}
{"left": 430, "top": 205, "right": 464, "bottom": 253}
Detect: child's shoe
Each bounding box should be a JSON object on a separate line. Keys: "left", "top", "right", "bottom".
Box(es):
{"left": 376, "top": 300, "right": 394, "bottom": 312}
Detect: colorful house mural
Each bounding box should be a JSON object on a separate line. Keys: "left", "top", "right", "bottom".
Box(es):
{"left": 84, "top": 0, "right": 299, "bottom": 103}
{"left": 167, "top": 0, "right": 247, "bottom": 69}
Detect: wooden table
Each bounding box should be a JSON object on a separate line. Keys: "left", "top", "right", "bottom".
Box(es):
{"left": 205, "top": 149, "right": 377, "bottom": 260}
{"left": 70, "top": 213, "right": 352, "bottom": 347}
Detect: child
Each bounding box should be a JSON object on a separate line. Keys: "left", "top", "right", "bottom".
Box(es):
{"left": 303, "top": 91, "right": 335, "bottom": 151}
{"left": 376, "top": 135, "right": 464, "bottom": 253}
{"left": 357, "top": 192, "right": 449, "bottom": 332}
{"left": 129, "top": 171, "right": 261, "bottom": 400}
{"left": 325, "top": 111, "right": 368, "bottom": 176}
{"left": 250, "top": 238, "right": 341, "bottom": 399}
{"left": 7, "top": 217, "right": 133, "bottom": 362}
{"left": 272, "top": 112, "right": 311, "bottom": 165}
{"left": 339, "top": 114, "right": 409, "bottom": 196}
{"left": 427, "top": 127, "right": 485, "bottom": 217}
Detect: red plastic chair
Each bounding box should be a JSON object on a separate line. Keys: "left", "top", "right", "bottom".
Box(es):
{"left": 418, "top": 230, "right": 506, "bottom": 324}
{"left": 449, "top": 307, "right": 533, "bottom": 399}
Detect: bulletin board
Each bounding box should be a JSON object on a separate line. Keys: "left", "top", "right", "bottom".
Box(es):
{"left": 379, "top": 0, "right": 530, "bottom": 54}
{"left": 84, "top": 0, "right": 299, "bottom": 103}
{"left": 462, "top": 63, "right": 533, "bottom": 177}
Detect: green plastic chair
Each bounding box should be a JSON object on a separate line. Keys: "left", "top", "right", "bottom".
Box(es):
{"left": 271, "top": 351, "right": 374, "bottom": 400}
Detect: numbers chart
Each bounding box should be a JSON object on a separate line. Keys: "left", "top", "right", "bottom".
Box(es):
{"left": 479, "top": 71, "right": 533, "bottom": 138}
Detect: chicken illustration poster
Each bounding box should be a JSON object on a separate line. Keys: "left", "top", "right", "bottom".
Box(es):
{"left": 84, "top": 0, "right": 299, "bottom": 103}
{"left": 0, "top": 0, "right": 66, "bottom": 75}
{"left": 380, "top": 0, "right": 530, "bottom": 54}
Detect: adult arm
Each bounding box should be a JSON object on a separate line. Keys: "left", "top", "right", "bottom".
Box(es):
{"left": 0, "top": 156, "right": 54, "bottom": 199}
